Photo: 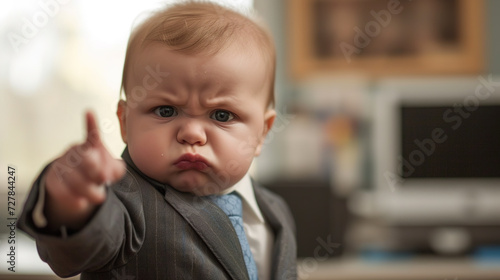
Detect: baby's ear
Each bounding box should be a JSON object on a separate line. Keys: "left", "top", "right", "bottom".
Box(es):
{"left": 255, "top": 109, "right": 276, "bottom": 156}
{"left": 116, "top": 100, "right": 128, "bottom": 144}
{"left": 263, "top": 109, "right": 276, "bottom": 136}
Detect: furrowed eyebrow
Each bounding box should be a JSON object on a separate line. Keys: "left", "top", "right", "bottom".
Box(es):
{"left": 202, "top": 96, "right": 240, "bottom": 108}
{"left": 144, "top": 91, "right": 184, "bottom": 105}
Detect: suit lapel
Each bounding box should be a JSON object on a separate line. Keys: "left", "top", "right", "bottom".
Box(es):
{"left": 253, "top": 183, "right": 297, "bottom": 279}
{"left": 162, "top": 187, "right": 250, "bottom": 280}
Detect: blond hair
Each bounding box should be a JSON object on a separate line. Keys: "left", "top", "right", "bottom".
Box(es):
{"left": 121, "top": 1, "right": 276, "bottom": 107}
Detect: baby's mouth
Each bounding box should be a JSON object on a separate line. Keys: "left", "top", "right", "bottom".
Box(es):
{"left": 174, "top": 153, "right": 209, "bottom": 171}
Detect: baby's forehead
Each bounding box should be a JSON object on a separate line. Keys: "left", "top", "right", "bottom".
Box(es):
{"left": 126, "top": 36, "right": 272, "bottom": 84}
{"left": 131, "top": 41, "right": 269, "bottom": 83}
{"left": 125, "top": 42, "right": 272, "bottom": 109}
{"left": 131, "top": 35, "right": 267, "bottom": 62}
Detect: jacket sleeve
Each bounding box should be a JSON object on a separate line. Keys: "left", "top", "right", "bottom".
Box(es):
{"left": 17, "top": 166, "right": 145, "bottom": 278}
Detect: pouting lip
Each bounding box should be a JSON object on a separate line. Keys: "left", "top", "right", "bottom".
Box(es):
{"left": 173, "top": 153, "right": 210, "bottom": 169}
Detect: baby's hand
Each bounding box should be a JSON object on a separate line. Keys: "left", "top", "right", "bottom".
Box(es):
{"left": 43, "top": 111, "right": 125, "bottom": 229}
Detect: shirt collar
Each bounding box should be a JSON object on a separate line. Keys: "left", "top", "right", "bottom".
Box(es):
{"left": 220, "top": 173, "right": 265, "bottom": 223}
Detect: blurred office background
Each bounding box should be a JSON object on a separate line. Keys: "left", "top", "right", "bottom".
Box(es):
{"left": 1, "top": 0, "right": 500, "bottom": 279}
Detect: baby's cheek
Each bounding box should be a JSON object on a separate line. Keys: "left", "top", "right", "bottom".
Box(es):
{"left": 129, "top": 137, "right": 164, "bottom": 175}
{"left": 218, "top": 141, "right": 255, "bottom": 175}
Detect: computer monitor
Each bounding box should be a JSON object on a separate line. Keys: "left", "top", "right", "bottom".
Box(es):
{"left": 372, "top": 77, "right": 500, "bottom": 226}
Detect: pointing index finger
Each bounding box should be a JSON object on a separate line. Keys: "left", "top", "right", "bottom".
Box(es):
{"left": 85, "top": 111, "right": 102, "bottom": 148}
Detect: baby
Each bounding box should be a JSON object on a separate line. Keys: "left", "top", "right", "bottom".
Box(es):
{"left": 18, "top": 1, "right": 297, "bottom": 280}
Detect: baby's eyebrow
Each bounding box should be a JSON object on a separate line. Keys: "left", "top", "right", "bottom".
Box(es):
{"left": 202, "top": 95, "right": 240, "bottom": 108}
{"left": 146, "top": 91, "right": 184, "bottom": 105}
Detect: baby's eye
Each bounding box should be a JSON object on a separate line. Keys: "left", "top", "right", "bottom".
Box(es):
{"left": 210, "top": 110, "right": 234, "bottom": 122}
{"left": 154, "top": 106, "right": 178, "bottom": 118}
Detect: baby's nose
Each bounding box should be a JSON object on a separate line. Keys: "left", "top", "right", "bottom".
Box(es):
{"left": 176, "top": 119, "right": 207, "bottom": 145}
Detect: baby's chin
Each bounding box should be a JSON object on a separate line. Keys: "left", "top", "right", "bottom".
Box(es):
{"left": 144, "top": 168, "right": 240, "bottom": 196}
{"left": 161, "top": 177, "right": 232, "bottom": 196}
{"left": 169, "top": 183, "right": 230, "bottom": 196}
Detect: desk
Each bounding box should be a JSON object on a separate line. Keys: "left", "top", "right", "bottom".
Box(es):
{"left": 297, "top": 257, "right": 500, "bottom": 280}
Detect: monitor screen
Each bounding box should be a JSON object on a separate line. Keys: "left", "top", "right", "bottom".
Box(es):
{"left": 400, "top": 105, "right": 500, "bottom": 178}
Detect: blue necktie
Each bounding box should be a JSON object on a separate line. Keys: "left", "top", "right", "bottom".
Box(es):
{"left": 209, "top": 192, "right": 258, "bottom": 280}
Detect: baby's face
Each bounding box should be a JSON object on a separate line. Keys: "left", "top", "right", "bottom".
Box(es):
{"left": 118, "top": 42, "right": 275, "bottom": 195}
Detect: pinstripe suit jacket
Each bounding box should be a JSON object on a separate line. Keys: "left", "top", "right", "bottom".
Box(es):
{"left": 18, "top": 149, "right": 297, "bottom": 280}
